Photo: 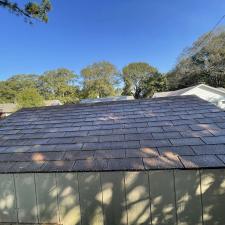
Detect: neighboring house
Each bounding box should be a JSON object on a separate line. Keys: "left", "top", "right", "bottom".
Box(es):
{"left": 0, "top": 103, "right": 17, "bottom": 118}
{"left": 153, "top": 84, "right": 225, "bottom": 109}
{"left": 44, "top": 99, "right": 62, "bottom": 106}
{"left": 0, "top": 100, "right": 62, "bottom": 118}
{"left": 80, "top": 95, "right": 134, "bottom": 104}
{"left": 0, "top": 96, "right": 225, "bottom": 224}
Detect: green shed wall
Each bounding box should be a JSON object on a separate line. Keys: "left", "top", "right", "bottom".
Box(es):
{"left": 0, "top": 169, "right": 224, "bottom": 225}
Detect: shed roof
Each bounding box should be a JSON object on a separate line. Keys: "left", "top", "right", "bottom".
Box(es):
{"left": 0, "top": 95, "right": 225, "bottom": 173}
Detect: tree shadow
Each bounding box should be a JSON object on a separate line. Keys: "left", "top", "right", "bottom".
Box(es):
{"left": 200, "top": 169, "right": 225, "bottom": 225}
{"left": 0, "top": 169, "right": 224, "bottom": 225}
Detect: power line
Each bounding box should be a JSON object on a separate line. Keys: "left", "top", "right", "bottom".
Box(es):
{"left": 211, "top": 14, "right": 225, "bottom": 33}
{"left": 178, "top": 14, "right": 225, "bottom": 66}
{"left": 196, "top": 14, "right": 225, "bottom": 50}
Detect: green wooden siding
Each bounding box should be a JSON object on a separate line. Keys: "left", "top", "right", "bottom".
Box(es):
{"left": 35, "top": 173, "right": 59, "bottom": 223}
{"left": 174, "top": 170, "right": 202, "bottom": 225}
{"left": 149, "top": 170, "right": 176, "bottom": 225}
{"left": 0, "top": 174, "right": 17, "bottom": 222}
{"left": 0, "top": 170, "right": 224, "bottom": 225}
{"left": 78, "top": 172, "right": 104, "bottom": 225}
{"left": 56, "top": 173, "right": 81, "bottom": 225}
{"left": 201, "top": 169, "right": 225, "bottom": 225}
{"left": 15, "top": 174, "right": 38, "bottom": 223}
{"left": 101, "top": 172, "right": 127, "bottom": 225}
{"left": 125, "top": 171, "right": 151, "bottom": 225}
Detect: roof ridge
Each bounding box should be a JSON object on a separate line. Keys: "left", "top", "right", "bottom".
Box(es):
{"left": 17, "top": 95, "right": 199, "bottom": 112}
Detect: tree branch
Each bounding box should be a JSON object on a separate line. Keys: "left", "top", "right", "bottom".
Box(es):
{"left": 0, "top": 0, "right": 51, "bottom": 23}
{"left": 0, "top": 0, "right": 32, "bottom": 18}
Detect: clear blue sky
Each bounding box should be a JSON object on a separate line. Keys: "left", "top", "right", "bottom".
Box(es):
{"left": 1, "top": 0, "right": 225, "bottom": 80}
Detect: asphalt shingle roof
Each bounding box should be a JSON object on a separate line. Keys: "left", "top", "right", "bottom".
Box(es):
{"left": 0, "top": 95, "right": 225, "bottom": 173}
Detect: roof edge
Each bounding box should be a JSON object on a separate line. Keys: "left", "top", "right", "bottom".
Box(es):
{"left": 196, "top": 84, "right": 225, "bottom": 95}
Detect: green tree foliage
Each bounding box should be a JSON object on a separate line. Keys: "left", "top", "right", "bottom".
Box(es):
{"left": 0, "top": 0, "right": 51, "bottom": 22}
{"left": 38, "top": 68, "right": 79, "bottom": 104}
{"left": 16, "top": 88, "right": 44, "bottom": 108}
{"left": 167, "top": 27, "right": 225, "bottom": 90}
{"left": 0, "top": 62, "right": 167, "bottom": 106}
{"left": 0, "top": 70, "right": 79, "bottom": 105}
{"left": 141, "top": 73, "right": 168, "bottom": 98}
{"left": 0, "top": 81, "right": 16, "bottom": 103}
{"left": 81, "top": 61, "right": 119, "bottom": 98}
{"left": 7, "top": 74, "right": 38, "bottom": 91}
{"left": 0, "top": 74, "right": 38, "bottom": 103}
{"left": 122, "top": 62, "right": 159, "bottom": 98}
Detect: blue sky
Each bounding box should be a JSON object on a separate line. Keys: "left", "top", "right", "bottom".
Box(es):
{"left": 1, "top": 0, "right": 225, "bottom": 80}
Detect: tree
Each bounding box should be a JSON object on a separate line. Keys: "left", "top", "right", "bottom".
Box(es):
{"left": 38, "top": 68, "right": 79, "bottom": 104}
{"left": 0, "top": 70, "right": 79, "bottom": 105}
{"left": 0, "top": 74, "right": 38, "bottom": 103}
{"left": 167, "top": 27, "right": 225, "bottom": 90}
{"left": 141, "top": 73, "right": 168, "bottom": 98}
{"left": 122, "top": 62, "right": 158, "bottom": 98}
{"left": 0, "top": 0, "right": 51, "bottom": 23}
{"left": 0, "top": 81, "right": 16, "bottom": 103}
{"left": 7, "top": 74, "right": 38, "bottom": 90}
{"left": 81, "top": 61, "right": 119, "bottom": 98}
{"left": 16, "top": 88, "right": 44, "bottom": 108}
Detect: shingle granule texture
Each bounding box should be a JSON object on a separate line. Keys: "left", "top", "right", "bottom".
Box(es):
{"left": 0, "top": 95, "right": 225, "bottom": 173}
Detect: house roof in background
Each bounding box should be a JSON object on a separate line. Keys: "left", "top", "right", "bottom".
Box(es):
{"left": 217, "top": 87, "right": 225, "bottom": 92}
{"left": 153, "top": 84, "right": 225, "bottom": 98}
{"left": 0, "top": 95, "right": 225, "bottom": 173}
{"left": 0, "top": 103, "right": 17, "bottom": 113}
{"left": 153, "top": 86, "right": 195, "bottom": 98}
{"left": 44, "top": 100, "right": 62, "bottom": 106}
{"left": 0, "top": 100, "right": 62, "bottom": 115}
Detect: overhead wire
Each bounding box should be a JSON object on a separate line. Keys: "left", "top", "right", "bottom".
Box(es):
{"left": 194, "top": 14, "right": 225, "bottom": 51}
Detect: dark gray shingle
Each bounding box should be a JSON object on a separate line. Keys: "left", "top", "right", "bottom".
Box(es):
{"left": 0, "top": 95, "right": 225, "bottom": 172}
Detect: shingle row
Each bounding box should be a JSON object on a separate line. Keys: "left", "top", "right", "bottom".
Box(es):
{"left": 0, "top": 95, "right": 225, "bottom": 172}
{"left": 0, "top": 154, "right": 224, "bottom": 173}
